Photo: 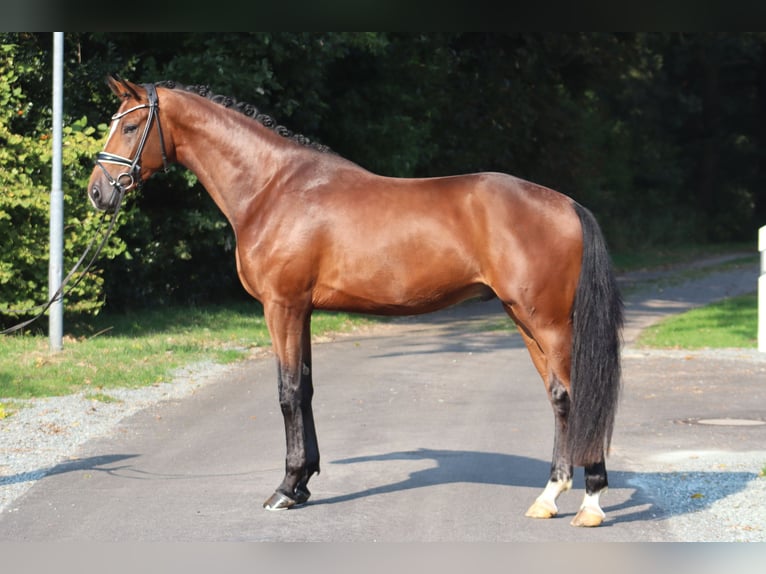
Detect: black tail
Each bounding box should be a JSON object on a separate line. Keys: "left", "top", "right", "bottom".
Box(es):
{"left": 567, "top": 202, "right": 623, "bottom": 466}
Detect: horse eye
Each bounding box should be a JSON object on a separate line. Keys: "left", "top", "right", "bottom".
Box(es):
{"left": 123, "top": 124, "right": 138, "bottom": 134}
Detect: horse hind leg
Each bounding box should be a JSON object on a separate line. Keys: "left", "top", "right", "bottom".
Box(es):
{"left": 513, "top": 315, "right": 609, "bottom": 527}
{"left": 525, "top": 374, "right": 575, "bottom": 520}
{"left": 505, "top": 309, "right": 574, "bottom": 520}
{"left": 570, "top": 459, "right": 608, "bottom": 527}
{"left": 529, "top": 374, "right": 609, "bottom": 528}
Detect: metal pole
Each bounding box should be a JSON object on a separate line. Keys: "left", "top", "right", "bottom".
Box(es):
{"left": 759, "top": 225, "right": 766, "bottom": 353}
{"left": 49, "top": 32, "right": 64, "bottom": 352}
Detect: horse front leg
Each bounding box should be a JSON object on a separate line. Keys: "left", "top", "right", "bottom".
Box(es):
{"left": 294, "top": 314, "right": 320, "bottom": 500}
{"left": 262, "top": 303, "right": 320, "bottom": 511}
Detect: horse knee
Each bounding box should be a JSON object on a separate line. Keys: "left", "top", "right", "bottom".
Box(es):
{"left": 277, "top": 371, "right": 302, "bottom": 411}
{"left": 279, "top": 390, "right": 300, "bottom": 416}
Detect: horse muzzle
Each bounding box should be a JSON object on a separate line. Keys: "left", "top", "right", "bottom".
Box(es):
{"left": 89, "top": 178, "right": 126, "bottom": 214}
{"left": 90, "top": 155, "right": 139, "bottom": 213}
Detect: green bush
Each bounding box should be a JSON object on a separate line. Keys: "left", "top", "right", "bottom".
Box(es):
{"left": 0, "top": 42, "right": 127, "bottom": 326}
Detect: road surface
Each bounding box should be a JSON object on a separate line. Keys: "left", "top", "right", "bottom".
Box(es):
{"left": 1, "top": 255, "right": 764, "bottom": 541}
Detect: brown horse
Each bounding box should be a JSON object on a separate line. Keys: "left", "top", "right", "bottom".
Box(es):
{"left": 88, "top": 76, "right": 622, "bottom": 528}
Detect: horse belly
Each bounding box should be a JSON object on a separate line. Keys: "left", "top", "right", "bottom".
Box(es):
{"left": 313, "top": 247, "right": 493, "bottom": 315}
{"left": 313, "top": 282, "right": 494, "bottom": 316}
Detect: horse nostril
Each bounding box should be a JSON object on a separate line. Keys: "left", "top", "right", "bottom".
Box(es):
{"left": 91, "top": 185, "right": 101, "bottom": 201}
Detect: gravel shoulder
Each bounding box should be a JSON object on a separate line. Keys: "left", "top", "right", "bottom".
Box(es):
{"left": 0, "top": 362, "right": 239, "bottom": 515}
{"left": 1, "top": 252, "right": 764, "bottom": 540}
{"left": 615, "top": 253, "right": 765, "bottom": 541}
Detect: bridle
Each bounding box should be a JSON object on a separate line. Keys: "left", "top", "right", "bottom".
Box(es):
{"left": 94, "top": 83, "right": 169, "bottom": 206}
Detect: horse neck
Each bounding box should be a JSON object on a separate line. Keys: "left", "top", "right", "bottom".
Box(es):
{"left": 163, "top": 91, "right": 295, "bottom": 231}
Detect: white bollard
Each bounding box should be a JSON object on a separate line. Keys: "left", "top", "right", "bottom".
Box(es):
{"left": 759, "top": 225, "right": 766, "bottom": 353}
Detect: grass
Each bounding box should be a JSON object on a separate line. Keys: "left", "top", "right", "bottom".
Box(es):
{"left": 0, "top": 301, "right": 376, "bottom": 401}
{"left": 614, "top": 243, "right": 759, "bottom": 349}
{"left": 637, "top": 292, "right": 758, "bottom": 349}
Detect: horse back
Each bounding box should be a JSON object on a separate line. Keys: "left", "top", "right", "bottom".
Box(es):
{"left": 236, "top": 162, "right": 582, "bottom": 316}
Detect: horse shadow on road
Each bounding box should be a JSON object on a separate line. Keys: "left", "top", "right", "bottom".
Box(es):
{"left": 312, "top": 448, "right": 758, "bottom": 526}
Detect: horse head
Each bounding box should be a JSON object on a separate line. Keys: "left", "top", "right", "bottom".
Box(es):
{"left": 88, "top": 75, "right": 170, "bottom": 213}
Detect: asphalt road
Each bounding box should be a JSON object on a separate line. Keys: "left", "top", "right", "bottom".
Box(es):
{"left": 1, "top": 256, "right": 764, "bottom": 541}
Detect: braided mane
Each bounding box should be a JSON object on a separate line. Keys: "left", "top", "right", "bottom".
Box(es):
{"left": 156, "top": 81, "right": 331, "bottom": 153}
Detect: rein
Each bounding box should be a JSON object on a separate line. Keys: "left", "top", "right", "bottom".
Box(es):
{"left": 2, "top": 84, "right": 166, "bottom": 336}
{"left": 1, "top": 194, "right": 125, "bottom": 335}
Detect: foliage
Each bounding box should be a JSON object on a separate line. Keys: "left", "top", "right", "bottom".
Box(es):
{"left": 0, "top": 38, "right": 128, "bottom": 326}
{"left": 2, "top": 33, "right": 766, "bottom": 317}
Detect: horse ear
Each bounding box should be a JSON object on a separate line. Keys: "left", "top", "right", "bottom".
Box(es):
{"left": 106, "top": 74, "right": 140, "bottom": 101}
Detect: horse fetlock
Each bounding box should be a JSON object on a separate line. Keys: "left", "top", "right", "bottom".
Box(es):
{"left": 294, "top": 485, "right": 311, "bottom": 504}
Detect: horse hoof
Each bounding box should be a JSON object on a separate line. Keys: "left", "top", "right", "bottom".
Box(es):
{"left": 263, "top": 492, "right": 297, "bottom": 511}
{"left": 570, "top": 508, "right": 604, "bottom": 527}
{"left": 525, "top": 499, "right": 558, "bottom": 519}
{"left": 262, "top": 488, "right": 311, "bottom": 511}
